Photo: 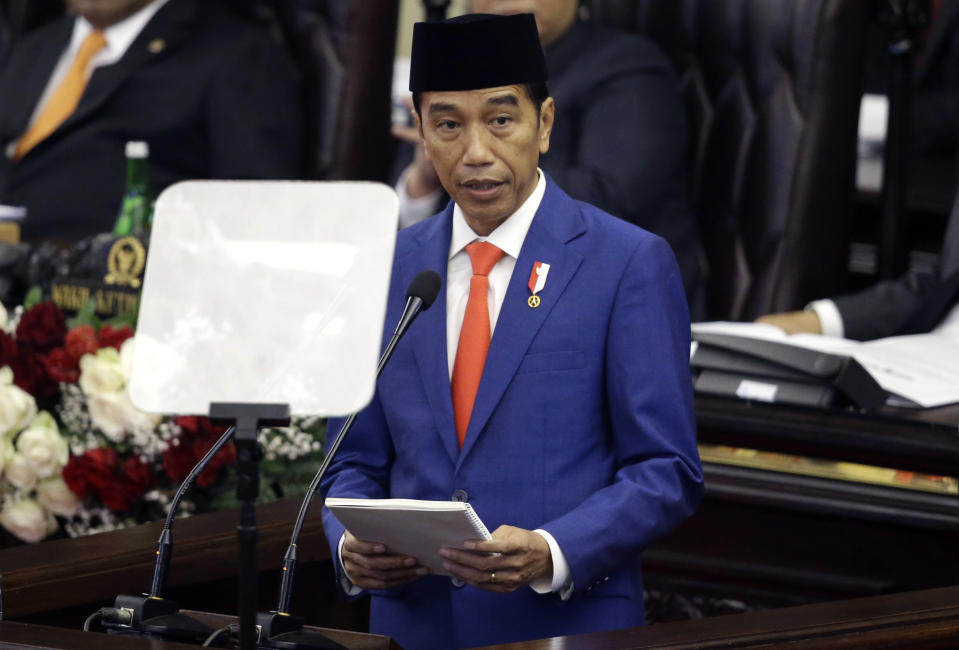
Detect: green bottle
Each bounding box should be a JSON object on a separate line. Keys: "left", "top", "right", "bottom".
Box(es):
{"left": 113, "top": 141, "right": 152, "bottom": 238}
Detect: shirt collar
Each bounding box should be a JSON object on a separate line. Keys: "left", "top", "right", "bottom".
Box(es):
{"left": 449, "top": 169, "right": 547, "bottom": 261}
{"left": 72, "top": 0, "right": 169, "bottom": 59}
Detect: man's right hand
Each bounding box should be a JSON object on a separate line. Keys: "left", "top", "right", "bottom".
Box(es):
{"left": 341, "top": 530, "right": 428, "bottom": 590}
{"left": 755, "top": 310, "right": 823, "bottom": 335}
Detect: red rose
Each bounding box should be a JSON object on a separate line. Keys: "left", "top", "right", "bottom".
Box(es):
{"left": 0, "top": 331, "right": 18, "bottom": 368}
{"left": 83, "top": 447, "right": 120, "bottom": 491}
{"left": 174, "top": 415, "right": 201, "bottom": 436}
{"left": 97, "top": 325, "right": 134, "bottom": 351}
{"left": 12, "top": 350, "right": 58, "bottom": 398}
{"left": 43, "top": 347, "right": 80, "bottom": 383}
{"left": 98, "top": 485, "right": 134, "bottom": 512}
{"left": 65, "top": 325, "right": 99, "bottom": 361}
{"left": 120, "top": 456, "right": 156, "bottom": 497}
{"left": 63, "top": 454, "right": 91, "bottom": 499}
{"left": 175, "top": 416, "right": 228, "bottom": 439}
{"left": 162, "top": 439, "right": 197, "bottom": 484}
{"left": 15, "top": 302, "right": 67, "bottom": 352}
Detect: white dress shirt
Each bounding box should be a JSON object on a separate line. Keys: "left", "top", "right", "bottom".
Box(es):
{"left": 339, "top": 170, "right": 574, "bottom": 598}
{"left": 6, "top": 0, "right": 169, "bottom": 158}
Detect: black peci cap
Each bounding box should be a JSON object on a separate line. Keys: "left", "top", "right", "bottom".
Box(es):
{"left": 409, "top": 13, "right": 548, "bottom": 92}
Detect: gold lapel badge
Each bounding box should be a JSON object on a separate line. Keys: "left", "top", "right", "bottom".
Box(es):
{"left": 148, "top": 38, "right": 166, "bottom": 54}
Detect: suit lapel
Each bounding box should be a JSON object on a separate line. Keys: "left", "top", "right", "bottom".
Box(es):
{"left": 2, "top": 18, "right": 74, "bottom": 144}
{"left": 406, "top": 206, "right": 460, "bottom": 464}
{"left": 61, "top": 0, "right": 195, "bottom": 134}
{"left": 458, "top": 181, "right": 585, "bottom": 465}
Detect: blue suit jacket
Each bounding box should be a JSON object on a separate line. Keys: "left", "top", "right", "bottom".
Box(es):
{"left": 321, "top": 179, "right": 702, "bottom": 649}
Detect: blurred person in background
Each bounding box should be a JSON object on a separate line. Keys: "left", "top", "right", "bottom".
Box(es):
{"left": 0, "top": 0, "right": 302, "bottom": 243}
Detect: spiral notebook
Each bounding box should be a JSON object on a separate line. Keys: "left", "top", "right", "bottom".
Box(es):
{"left": 325, "top": 497, "right": 492, "bottom": 576}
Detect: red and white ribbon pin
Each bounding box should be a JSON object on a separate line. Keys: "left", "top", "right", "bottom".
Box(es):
{"left": 527, "top": 261, "right": 550, "bottom": 308}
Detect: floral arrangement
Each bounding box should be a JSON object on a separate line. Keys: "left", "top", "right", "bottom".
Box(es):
{"left": 0, "top": 298, "right": 325, "bottom": 544}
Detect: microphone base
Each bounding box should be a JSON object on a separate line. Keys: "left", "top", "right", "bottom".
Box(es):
{"left": 101, "top": 594, "right": 215, "bottom": 644}
{"left": 256, "top": 611, "right": 346, "bottom": 650}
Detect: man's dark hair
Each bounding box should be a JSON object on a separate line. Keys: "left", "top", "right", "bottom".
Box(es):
{"left": 412, "top": 82, "right": 550, "bottom": 117}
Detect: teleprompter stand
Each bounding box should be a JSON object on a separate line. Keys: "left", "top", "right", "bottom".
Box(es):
{"left": 209, "top": 403, "right": 344, "bottom": 650}
{"left": 209, "top": 403, "right": 288, "bottom": 650}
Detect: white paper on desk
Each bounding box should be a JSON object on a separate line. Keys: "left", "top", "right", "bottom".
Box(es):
{"left": 691, "top": 322, "right": 959, "bottom": 408}
{"left": 848, "top": 334, "right": 959, "bottom": 408}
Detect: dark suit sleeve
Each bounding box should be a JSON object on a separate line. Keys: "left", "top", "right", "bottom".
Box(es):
{"left": 833, "top": 188, "right": 959, "bottom": 340}
{"left": 832, "top": 270, "right": 939, "bottom": 340}
{"left": 205, "top": 34, "right": 303, "bottom": 179}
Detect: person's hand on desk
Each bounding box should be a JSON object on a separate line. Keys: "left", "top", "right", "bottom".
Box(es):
{"left": 391, "top": 96, "right": 442, "bottom": 199}
{"left": 342, "top": 530, "right": 428, "bottom": 589}
{"left": 755, "top": 310, "right": 823, "bottom": 335}
{"left": 439, "top": 525, "right": 552, "bottom": 593}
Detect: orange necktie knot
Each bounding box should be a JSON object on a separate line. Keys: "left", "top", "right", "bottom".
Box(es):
{"left": 465, "top": 241, "right": 504, "bottom": 277}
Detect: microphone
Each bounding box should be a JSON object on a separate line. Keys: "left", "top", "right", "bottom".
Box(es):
{"left": 255, "top": 270, "right": 442, "bottom": 650}
{"left": 90, "top": 426, "right": 237, "bottom": 642}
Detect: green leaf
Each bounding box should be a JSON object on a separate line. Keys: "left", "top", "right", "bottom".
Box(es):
{"left": 66, "top": 297, "right": 102, "bottom": 330}
{"left": 23, "top": 286, "right": 43, "bottom": 309}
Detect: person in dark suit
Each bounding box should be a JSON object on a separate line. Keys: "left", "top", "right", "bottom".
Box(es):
{"left": 0, "top": 0, "right": 301, "bottom": 242}
{"left": 393, "top": 0, "right": 705, "bottom": 314}
{"left": 320, "top": 13, "right": 702, "bottom": 649}
{"left": 758, "top": 185, "right": 959, "bottom": 340}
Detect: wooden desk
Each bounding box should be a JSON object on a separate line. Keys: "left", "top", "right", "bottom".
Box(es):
{"left": 477, "top": 584, "right": 959, "bottom": 649}
{"left": 643, "top": 397, "right": 959, "bottom": 608}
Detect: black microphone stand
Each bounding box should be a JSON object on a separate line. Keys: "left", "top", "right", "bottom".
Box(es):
{"left": 877, "top": 0, "right": 930, "bottom": 279}
{"left": 94, "top": 426, "right": 237, "bottom": 643}
{"left": 422, "top": 0, "right": 451, "bottom": 22}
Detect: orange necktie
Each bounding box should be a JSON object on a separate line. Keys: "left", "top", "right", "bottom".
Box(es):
{"left": 14, "top": 30, "right": 107, "bottom": 160}
{"left": 451, "top": 241, "right": 505, "bottom": 448}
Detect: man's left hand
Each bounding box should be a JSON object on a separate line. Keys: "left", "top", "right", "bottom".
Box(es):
{"left": 439, "top": 525, "right": 552, "bottom": 592}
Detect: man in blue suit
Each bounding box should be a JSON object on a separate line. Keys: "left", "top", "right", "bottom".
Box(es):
{"left": 320, "top": 13, "right": 702, "bottom": 649}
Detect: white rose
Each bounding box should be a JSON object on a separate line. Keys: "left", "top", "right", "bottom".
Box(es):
{"left": 0, "top": 434, "right": 11, "bottom": 474}
{"left": 79, "top": 347, "right": 126, "bottom": 396}
{"left": 15, "top": 412, "right": 68, "bottom": 479}
{"left": 87, "top": 389, "right": 160, "bottom": 442}
{"left": 0, "top": 497, "right": 56, "bottom": 543}
{"left": 0, "top": 366, "right": 38, "bottom": 438}
{"left": 86, "top": 391, "right": 128, "bottom": 442}
{"left": 36, "top": 477, "right": 80, "bottom": 518}
{"left": 4, "top": 452, "right": 37, "bottom": 491}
